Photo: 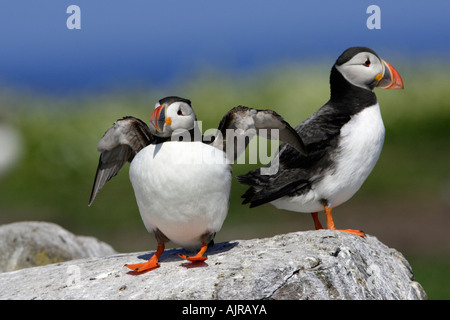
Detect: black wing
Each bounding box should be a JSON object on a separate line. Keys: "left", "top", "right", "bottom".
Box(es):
{"left": 210, "top": 105, "right": 306, "bottom": 163}
{"left": 88, "top": 116, "right": 164, "bottom": 206}
{"left": 238, "top": 102, "right": 352, "bottom": 207}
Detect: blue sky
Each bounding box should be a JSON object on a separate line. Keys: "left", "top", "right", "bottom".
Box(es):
{"left": 0, "top": 1, "right": 448, "bottom": 94}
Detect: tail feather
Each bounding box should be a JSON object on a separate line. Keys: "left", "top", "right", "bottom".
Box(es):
{"left": 238, "top": 168, "right": 309, "bottom": 208}
{"left": 237, "top": 169, "right": 268, "bottom": 206}
{"left": 236, "top": 168, "right": 269, "bottom": 186}
{"left": 240, "top": 187, "right": 255, "bottom": 205}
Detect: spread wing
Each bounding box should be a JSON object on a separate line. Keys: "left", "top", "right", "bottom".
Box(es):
{"left": 88, "top": 116, "right": 164, "bottom": 206}
{"left": 211, "top": 106, "right": 306, "bottom": 163}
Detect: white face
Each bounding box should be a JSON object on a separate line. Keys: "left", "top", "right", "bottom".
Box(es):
{"left": 335, "top": 52, "right": 384, "bottom": 91}
{"left": 165, "top": 101, "right": 196, "bottom": 135}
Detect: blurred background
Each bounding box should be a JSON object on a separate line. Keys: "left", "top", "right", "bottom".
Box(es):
{"left": 0, "top": 1, "right": 448, "bottom": 298}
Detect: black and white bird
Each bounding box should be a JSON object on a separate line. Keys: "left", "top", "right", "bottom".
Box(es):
{"left": 238, "top": 47, "right": 404, "bottom": 237}
{"left": 89, "top": 96, "right": 305, "bottom": 272}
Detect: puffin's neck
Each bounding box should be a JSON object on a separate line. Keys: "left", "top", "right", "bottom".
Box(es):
{"left": 329, "top": 65, "right": 377, "bottom": 114}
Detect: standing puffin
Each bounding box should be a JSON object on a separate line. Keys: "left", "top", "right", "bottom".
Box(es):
{"left": 89, "top": 96, "right": 305, "bottom": 272}
{"left": 238, "top": 47, "right": 404, "bottom": 237}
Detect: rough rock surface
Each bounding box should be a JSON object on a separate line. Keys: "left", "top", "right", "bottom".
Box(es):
{"left": 0, "top": 221, "right": 116, "bottom": 272}
{"left": 0, "top": 228, "right": 426, "bottom": 300}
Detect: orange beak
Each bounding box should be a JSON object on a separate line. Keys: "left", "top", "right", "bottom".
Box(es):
{"left": 150, "top": 105, "right": 167, "bottom": 133}
{"left": 376, "top": 60, "right": 404, "bottom": 89}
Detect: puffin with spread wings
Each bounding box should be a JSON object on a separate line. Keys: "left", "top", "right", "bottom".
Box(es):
{"left": 89, "top": 96, "right": 306, "bottom": 272}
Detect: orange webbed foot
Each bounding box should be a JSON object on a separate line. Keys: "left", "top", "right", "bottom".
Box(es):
{"left": 125, "top": 260, "right": 160, "bottom": 272}
{"left": 124, "top": 243, "right": 165, "bottom": 273}
{"left": 178, "top": 242, "right": 208, "bottom": 262}
{"left": 323, "top": 206, "right": 366, "bottom": 238}
{"left": 178, "top": 254, "right": 208, "bottom": 262}
{"left": 333, "top": 228, "right": 366, "bottom": 237}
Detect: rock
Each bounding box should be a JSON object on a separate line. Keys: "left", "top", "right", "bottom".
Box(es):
{"left": 0, "top": 229, "right": 426, "bottom": 300}
{"left": 0, "top": 221, "right": 116, "bottom": 272}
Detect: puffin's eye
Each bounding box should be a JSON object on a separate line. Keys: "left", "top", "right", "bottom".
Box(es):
{"left": 363, "top": 59, "right": 371, "bottom": 67}
{"left": 177, "top": 109, "right": 183, "bottom": 116}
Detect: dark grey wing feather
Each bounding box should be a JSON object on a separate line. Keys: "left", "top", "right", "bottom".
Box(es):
{"left": 88, "top": 116, "right": 161, "bottom": 206}
{"left": 88, "top": 145, "right": 133, "bottom": 207}
{"left": 211, "top": 105, "right": 306, "bottom": 162}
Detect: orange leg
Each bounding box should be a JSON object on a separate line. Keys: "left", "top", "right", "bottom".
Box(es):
{"left": 125, "top": 243, "right": 165, "bottom": 272}
{"left": 311, "top": 212, "right": 323, "bottom": 230}
{"left": 324, "top": 206, "right": 365, "bottom": 237}
{"left": 178, "top": 242, "right": 208, "bottom": 262}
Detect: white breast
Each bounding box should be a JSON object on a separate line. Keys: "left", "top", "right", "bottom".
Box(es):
{"left": 272, "top": 103, "right": 385, "bottom": 213}
{"left": 319, "top": 102, "right": 385, "bottom": 206}
{"left": 129, "top": 141, "right": 232, "bottom": 249}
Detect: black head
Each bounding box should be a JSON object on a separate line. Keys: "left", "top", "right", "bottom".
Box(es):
{"left": 335, "top": 47, "right": 380, "bottom": 67}
{"left": 157, "top": 96, "right": 192, "bottom": 108}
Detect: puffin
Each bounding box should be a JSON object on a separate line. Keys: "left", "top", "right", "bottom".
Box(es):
{"left": 88, "top": 96, "right": 306, "bottom": 272}
{"left": 238, "top": 47, "right": 404, "bottom": 237}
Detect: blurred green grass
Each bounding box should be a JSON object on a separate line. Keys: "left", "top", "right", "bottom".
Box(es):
{"left": 0, "top": 62, "right": 449, "bottom": 299}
